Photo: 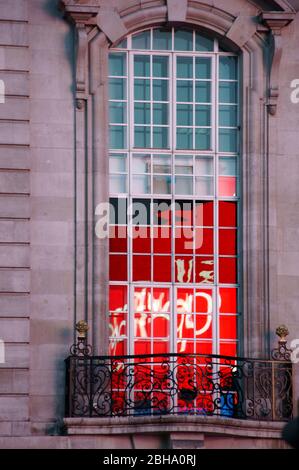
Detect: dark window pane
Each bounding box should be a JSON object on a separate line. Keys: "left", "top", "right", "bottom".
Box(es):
{"left": 153, "top": 256, "right": 171, "bottom": 282}
{"left": 109, "top": 254, "right": 127, "bottom": 281}
{"left": 133, "top": 255, "right": 151, "bottom": 281}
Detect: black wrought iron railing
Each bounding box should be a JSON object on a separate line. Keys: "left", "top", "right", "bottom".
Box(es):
{"left": 65, "top": 351, "right": 293, "bottom": 421}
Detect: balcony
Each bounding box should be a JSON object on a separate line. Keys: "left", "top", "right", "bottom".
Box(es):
{"left": 65, "top": 328, "right": 293, "bottom": 422}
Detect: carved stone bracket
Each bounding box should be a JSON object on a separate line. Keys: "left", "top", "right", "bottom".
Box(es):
{"left": 260, "top": 12, "right": 295, "bottom": 116}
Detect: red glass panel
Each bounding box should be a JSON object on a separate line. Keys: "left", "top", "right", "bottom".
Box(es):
{"left": 177, "top": 340, "right": 194, "bottom": 354}
{"left": 134, "top": 287, "right": 151, "bottom": 313}
{"left": 177, "top": 313, "right": 195, "bottom": 339}
{"left": 132, "top": 226, "right": 151, "bottom": 253}
{"left": 195, "top": 341, "right": 212, "bottom": 355}
{"left": 195, "top": 314, "right": 212, "bottom": 339}
{"left": 195, "top": 288, "right": 213, "bottom": 313}
{"left": 195, "top": 257, "right": 214, "bottom": 284}
{"left": 175, "top": 256, "right": 194, "bottom": 283}
{"left": 109, "top": 338, "right": 127, "bottom": 356}
{"left": 177, "top": 288, "right": 194, "bottom": 314}
{"left": 220, "top": 315, "right": 237, "bottom": 340}
{"left": 219, "top": 257, "right": 237, "bottom": 284}
{"left": 219, "top": 176, "right": 237, "bottom": 197}
{"left": 219, "top": 287, "right": 237, "bottom": 313}
{"left": 152, "top": 288, "right": 170, "bottom": 313}
{"left": 153, "top": 226, "right": 171, "bottom": 253}
{"left": 110, "top": 254, "right": 127, "bottom": 281}
{"left": 134, "top": 313, "right": 151, "bottom": 338}
{"left": 109, "top": 285, "right": 127, "bottom": 312}
{"left": 220, "top": 342, "right": 237, "bottom": 357}
{"left": 154, "top": 200, "right": 171, "bottom": 225}
{"left": 195, "top": 228, "right": 213, "bottom": 254}
{"left": 195, "top": 201, "right": 213, "bottom": 226}
{"left": 134, "top": 341, "right": 151, "bottom": 356}
{"left": 109, "top": 313, "right": 127, "bottom": 338}
{"left": 133, "top": 255, "right": 151, "bottom": 281}
{"left": 153, "top": 255, "right": 171, "bottom": 282}
{"left": 175, "top": 227, "right": 194, "bottom": 254}
{"left": 109, "top": 225, "right": 127, "bottom": 252}
{"left": 175, "top": 200, "right": 193, "bottom": 226}
{"left": 153, "top": 341, "right": 169, "bottom": 355}
{"left": 153, "top": 314, "right": 169, "bottom": 337}
{"left": 111, "top": 391, "right": 126, "bottom": 415}
{"left": 219, "top": 229, "right": 237, "bottom": 255}
{"left": 219, "top": 201, "right": 237, "bottom": 227}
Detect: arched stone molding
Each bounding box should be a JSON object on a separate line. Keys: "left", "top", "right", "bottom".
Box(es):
{"left": 59, "top": 0, "right": 295, "bottom": 357}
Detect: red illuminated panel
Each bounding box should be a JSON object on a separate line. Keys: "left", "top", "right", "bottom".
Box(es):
{"left": 177, "top": 288, "right": 194, "bottom": 314}
{"left": 153, "top": 226, "right": 171, "bottom": 253}
{"left": 174, "top": 200, "right": 193, "bottom": 226}
{"left": 109, "top": 338, "right": 127, "bottom": 356}
{"left": 177, "top": 314, "right": 195, "bottom": 339}
{"left": 109, "top": 285, "right": 127, "bottom": 312}
{"left": 195, "top": 314, "right": 212, "bottom": 339}
{"left": 109, "top": 226, "right": 127, "bottom": 252}
{"left": 152, "top": 288, "right": 170, "bottom": 313}
{"left": 195, "top": 228, "right": 213, "bottom": 254}
{"left": 134, "top": 287, "right": 151, "bottom": 313}
{"left": 153, "top": 255, "right": 171, "bottom": 282}
{"left": 175, "top": 256, "right": 194, "bottom": 283}
{"left": 132, "top": 226, "right": 151, "bottom": 253}
{"left": 134, "top": 313, "right": 151, "bottom": 338}
{"left": 153, "top": 314, "right": 169, "bottom": 338}
{"left": 219, "top": 315, "right": 237, "bottom": 340}
{"left": 219, "top": 257, "right": 237, "bottom": 284}
{"left": 177, "top": 340, "right": 194, "bottom": 355}
{"left": 133, "top": 255, "right": 151, "bottom": 281}
{"left": 218, "top": 287, "right": 237, "bottom": 313}
{"left": 220, "top": 342, "right": 237, "bottom": 357}
{"left": 219, "top": 176, "right": 237, "bottom": 197}
{"left": 195, "top": 257, "right": 214, "bottom": 284}
{"left": 153, "top": 341, "right": 169, "bottom": 355}
{"left": 109, "top": 313, "right": 127, "bottom": 338}
{"left": 219, "top": 229, "right": 237, "bottom": 255}
{"left": 219, "top": 201, "right": 237, "bottom": 227}
{"left": 195, "top": 289, "right": 213, "bottom": 313}
{"left": 195, "top": 341, "right": 212, "bottom": 355}
{"left": 195, "top": 201, "right": 213, "bottom": 226}
{"left": 175, "top": 228, "right": 194, "bottom": 254}
{"left": 110, "top": 254, "right": 127, "bottom": 281}
{"left": 134, "top": 340, "right": 151, "bottom": 356}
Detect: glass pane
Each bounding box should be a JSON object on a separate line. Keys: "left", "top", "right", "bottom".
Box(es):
{"left": 219, "top": 229, "right": 237, "bottom": 255}
{"left": 110, "top": 175, "right": 127, "bottom": 193}
{"left": 175, "top": 176, "right": 193, "bottom": 195}
{"left": 110, "top": 126, "right": 126, "bottom": 149}
{"left": 109, "top": 154, "right": 127, "bottom": 172}
{"left": 219, "top": 129, "right": 238, "bottom": 152}
{"left": 109, "top": 254, "right": 127, "bottom": 281}
{"left": 134, "top": 126, "right": 150, "bottom": 148}
{"left": 195, "top": 176, "right": 213, "bottom": 196}
{"left": 153, "top": 29, "right": 171, "bottom": 50}
{"left": 174, "top": 29, "right": 193, "bottom": 51}
{"left": 195, "top": 82, "right": 211, "bottom": 102}
{"left": 153, "top": 79, "right": 168, "bottom": 101}
{"left": 153, "top": 127, "right": 169, "bottom": 148}
{"left": 132, "top": 30, "right": 151, "bottom": 49}
{"left": 109, "top": 102, "right": 126, "bottom": 124}
{"left": 219, "top": 201, "right": 237, "bottom": 227}
{"left": 109, "top": 53, "right": 126, "bottom": 76}
{"left": 195, "top": 128, "right": 211, "bottom": 150}
{"left": 218, "top": 287, "right": 237, "bottom": 313}
{"left": 133, "top": 255, "right": 151, "bottom": 281}
{"left": 177, "top": 80, "right": 193, "bottom": 102}
{"left": 153, "top": 103, "right": 168, "bottom": 125}
{"left": 177, "top": 57, "right": 193, "bottom": 78}
{"left": 219, "top": 82, "right": 237, "bottom": 103}
{"left": 134, "top": 79, "right": 150, "bottom": 100}
{"left": 219, "top": 176, "right": 237, "bottom": 197}
{"left": 115, "top": 38, "right": 127, "bottom": 49}
{"left": 153, "top": 175, "right": 172, "bottom": 194}
{"left": 219, "top": 105, "right": 237, "bottom": 126}
{"left": 219, "top": 157, "right": 237, "bottom": 175}
{"left": 175, "top": 155, "right": 193, "bottom": 175}
{"left": 153, "top": 56, "right": 168, "bottom": 77}
{"left": 134, "top": 55, "right": 150, "bottom": 76}
{"left": 109, "top": 78, "right": 126, "bottom": 100}
{"left": 219, "top": 257, "right": 237, "bottom": 284}
{"left": 195, "top": 58, "right": 211, "bottom": 79}
{"left": 153, "top": 155, "right": 171, "bottom": 173}
{"left": 195, "top": 33, "right": 214, "bottom": 52}
{"left": 177, "top": 128, "right": 193, "bottom": 149}
{"left": 132, "top": 175, "right": 151, "bottom": 194}
{"left": 195, "top": 105, "right": 211, "bottom": 126}
{"left": 132, "top": 154, "right": 151, "bottom": 173}
{"left": 195, "top": 156, "right": 213, "bottom": 175}
{"left": 219, "top": 56, "right": 237, "bottom": 80}
{"left": 134, "top": 102, "right": 150, "bottom": 124}
{"left": 177, "top": 104, "right": 193, "bottom": 126}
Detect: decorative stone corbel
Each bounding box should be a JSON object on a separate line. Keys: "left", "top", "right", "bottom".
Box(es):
{"left": 260, "top": 12, "right": 295, "bottom": 116}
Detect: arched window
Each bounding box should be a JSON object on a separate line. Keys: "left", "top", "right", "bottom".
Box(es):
{"left": 108, "top": 27, "right": 240, "bottom": 359}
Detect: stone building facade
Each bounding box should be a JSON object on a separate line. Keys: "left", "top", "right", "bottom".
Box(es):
{"left": 0, "top": 0, "right": 299, "bottom": 449}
